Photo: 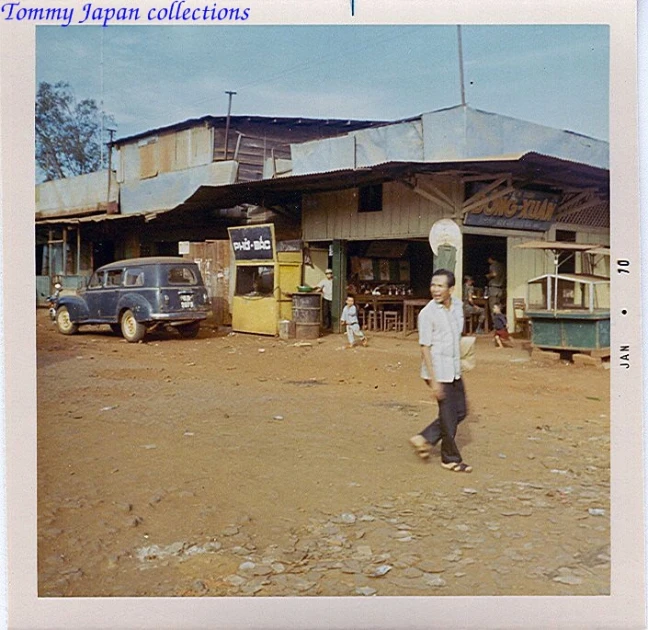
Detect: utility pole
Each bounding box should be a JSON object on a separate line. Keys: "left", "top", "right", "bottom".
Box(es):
{"left": 223, "top": 90, "right": 237, "bottom": 160}
{"left": 100, "top": 28, "right": 105, "bottom": 166}
{"left": 106, "top": 127, "right": 116, "bottom": 206}
{"left": 457, "top": 25, "right": 467, "bottom": 107}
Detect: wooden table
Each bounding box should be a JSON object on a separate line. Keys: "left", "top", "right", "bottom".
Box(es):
{"left": 403, "top": 298, "right": 429, "bottom": 334}
{"left": 355, "top": 294, "right": 405, "bottom": 331}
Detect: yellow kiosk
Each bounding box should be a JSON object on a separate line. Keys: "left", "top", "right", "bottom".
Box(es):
{"left": 228, "top": 224, "right": 302, "bottom": 336}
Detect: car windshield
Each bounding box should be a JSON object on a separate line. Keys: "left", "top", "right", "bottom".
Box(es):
{"left": 88, "top": 272, "right": 103, "bottom": 289}
{"left": 167, "top": 266, "right": 199, "bottom": 285}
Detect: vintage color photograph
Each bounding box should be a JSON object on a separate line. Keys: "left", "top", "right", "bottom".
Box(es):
{"left": 34, "top": 24, "right": 613, "bottom": 599}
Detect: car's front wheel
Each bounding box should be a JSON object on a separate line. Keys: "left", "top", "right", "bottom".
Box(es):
{"left": 121, "top": 309, "right": 146, "bottom": 343}
{"left": 56, "top": 306, "right": 78, "bottom": 335}
{"left": 177, "top": 321, "right": 200, "bottom": 339}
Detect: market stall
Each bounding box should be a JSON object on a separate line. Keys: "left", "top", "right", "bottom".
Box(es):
{"left": 516, "top": 241, "right": 610, "bottom": 355}
{"left": 228, "top": 224, "right": 302, "bottom": 336}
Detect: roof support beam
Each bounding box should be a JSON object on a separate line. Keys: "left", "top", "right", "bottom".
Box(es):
{"left": 460, "top": 172, "right": 512, "bottom": 183}
{"left": 557, "top": 190, "right": 591, "bottom": 211}
{"left": 461, "top": 184, "right": 517, "bottom": 217}
{"left": 462, "top": 175, "right": 510, "bottom": 209}
{"left": 400, "top": 178, "right": 456, "bottom": 214}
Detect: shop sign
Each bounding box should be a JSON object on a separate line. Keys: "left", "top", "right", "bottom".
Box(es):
{"left": 228, "top": 224, "right": 275, "bottom": 261}
{"left": 464, "top": 189, "right": 559, "bottom": 231}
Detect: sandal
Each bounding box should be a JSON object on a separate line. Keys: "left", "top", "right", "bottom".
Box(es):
{"left": 441, "top": 461, "right": 473, "bottom": 473}
{"left": 409, "top": 435, "right": 431, "bottom": 459}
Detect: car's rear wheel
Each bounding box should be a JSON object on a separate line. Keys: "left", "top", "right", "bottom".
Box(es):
{"left": 110, "top": 324, "right": 122, "bottom": 336}
{"left": 121, "top": 309, "right": 146, "bottom": 343}
{"left": 56, "top": 306, "right": 78, "bottom": 335}
{"left": 177, "top": 321, "right": 200, "bottom": 339}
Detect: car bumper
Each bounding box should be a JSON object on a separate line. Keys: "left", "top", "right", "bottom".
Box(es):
{"left": 149, "top": 312, "right": 208, "bottom": 322}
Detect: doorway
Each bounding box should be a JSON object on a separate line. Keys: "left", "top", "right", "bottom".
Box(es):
{"left": 462, "top": 234, "right": 507, "bottom": 295}
{"left": 92, "top": 241, "right": 115, "bottom": 270}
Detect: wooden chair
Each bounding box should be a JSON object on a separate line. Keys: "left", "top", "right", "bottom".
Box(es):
{"left": 367, "top": 310, "right": 382, "bottom": 332}
{"left": 512, "top": 298, "right": 530, "bottom": 338}
{"left": 383, "top": 310, "right": 402, "bottom": 332}
{"left": 464, "top": 312, "right": 479, "bottom": 334}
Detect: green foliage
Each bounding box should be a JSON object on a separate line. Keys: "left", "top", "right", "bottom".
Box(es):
{"left": 35, "top": 81, "right": 116, "bottom": 181}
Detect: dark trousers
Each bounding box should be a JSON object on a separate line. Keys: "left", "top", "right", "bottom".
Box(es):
{"left": 419, "top": 378, "right": 467, "bottom": 464}
{"left": 322, "top": 299, "right": 332, "bottom": 330}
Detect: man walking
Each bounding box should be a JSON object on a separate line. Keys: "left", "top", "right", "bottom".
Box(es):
{"left": 409, "top": 269, "right": 472, "bottom": 473}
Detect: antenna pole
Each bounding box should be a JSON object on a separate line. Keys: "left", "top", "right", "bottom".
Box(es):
{"left": 457, "top": 25, "right": 466, "bottom": 106}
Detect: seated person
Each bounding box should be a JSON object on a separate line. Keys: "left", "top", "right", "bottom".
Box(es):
{"left": 492, "top": 303, "right": 513, "bottom": 348}
{"left": 462, "top": 275, "right": 485, "bottom": 333}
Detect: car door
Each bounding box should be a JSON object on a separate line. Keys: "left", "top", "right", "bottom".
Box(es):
{"left": 101, "top": 269, "right": 124, "bottom": 320}
{"left": 82, "top": 271, "right": 105, "bottom": 320}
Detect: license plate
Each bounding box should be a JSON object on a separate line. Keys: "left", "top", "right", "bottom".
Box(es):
{"left": 180, "top": 294, "right": 194, "bottom": 308}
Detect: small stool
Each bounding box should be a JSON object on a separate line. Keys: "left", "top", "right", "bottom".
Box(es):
{"left": 383, "top": 311, "right": 402, "bottom": 332}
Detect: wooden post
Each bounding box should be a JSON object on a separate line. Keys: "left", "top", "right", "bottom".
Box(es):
{"left": 331, "top": 240, "right": 347, "bottom": 334}
{"left": 76, "top": 228, "right": 81, "bottom": 274}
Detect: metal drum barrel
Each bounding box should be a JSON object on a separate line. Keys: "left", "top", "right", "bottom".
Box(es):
{"left": 292, "top": 293, "right": 321, "bottom": 339}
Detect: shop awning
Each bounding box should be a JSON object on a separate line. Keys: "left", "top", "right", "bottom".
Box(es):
{"left": 528, "top": 272, "right": 610, "bottom": 284}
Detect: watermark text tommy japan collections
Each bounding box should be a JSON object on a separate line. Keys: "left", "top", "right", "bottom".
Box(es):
{"left": 1, "top": 1, "right": 250, "bottom": 26}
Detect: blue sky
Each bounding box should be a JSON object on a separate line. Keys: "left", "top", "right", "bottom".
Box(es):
{"left": 36, "top": 24, "right": 609, "bottom": 141}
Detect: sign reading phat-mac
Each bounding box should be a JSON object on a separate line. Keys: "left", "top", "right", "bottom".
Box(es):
{"left": 464, "top": 190, "right": 559, "bottom": 232}
{"left": 228, "top": 224, "right": 275, "bottom": 261}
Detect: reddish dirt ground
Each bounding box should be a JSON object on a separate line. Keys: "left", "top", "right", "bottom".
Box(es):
{"left": 37, "top": 310, "right": 610, "bottom": 597}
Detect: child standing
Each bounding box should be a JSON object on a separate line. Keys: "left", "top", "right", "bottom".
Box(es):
{"left": 340, "top": 295, "right": 368, "bottom": 348}
{"left": 492, "top": 303, "right": 513, "bottom": 348}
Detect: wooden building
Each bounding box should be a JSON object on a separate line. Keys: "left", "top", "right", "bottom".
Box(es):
{"left": 35, "top": 114, "right": 383, "bottom": 309}
{"left": 278, "top": 106, "right": 610, "bottom": 331}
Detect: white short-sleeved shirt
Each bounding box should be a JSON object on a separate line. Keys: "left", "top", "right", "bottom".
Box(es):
{"left": 418, "top": 297, "right": 463, "bottom": 382}
{"left": 317, "top": 277, "right": 333, "bottom": 301}
{"left": 340, "top": 304, "right": 359, "bottom": 324}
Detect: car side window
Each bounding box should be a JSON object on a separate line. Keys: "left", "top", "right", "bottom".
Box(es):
{"left": 88, "top": 272, "right": 103, "bottom": 289}
{"left": 124, "top": 269, "right": 144, "bottom": 287}
{"left": 106, "top": 270, "right": 124, "bottom": 287}
{"left": 167, "top": 266, "right": 198, "bottom": 285}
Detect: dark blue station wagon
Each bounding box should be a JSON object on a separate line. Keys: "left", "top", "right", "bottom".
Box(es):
{"left": 55, "top": 257, "right": 210, "bottom": 342}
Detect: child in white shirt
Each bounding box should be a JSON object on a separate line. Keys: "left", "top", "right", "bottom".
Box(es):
{"left": 340, "top": 295, "right": 368, "bottom": 348}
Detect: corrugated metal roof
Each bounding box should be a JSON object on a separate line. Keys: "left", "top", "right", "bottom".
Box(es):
{"left": 556, "top": 201, "right": 609, "bottom": 228}
{"left": 167, "top": 153, "right": 608, "bottom": 214}
{"left": 113, "top": 115, "right": 387, "bottom": 147}
{"left": 37, "top": 152, "right": 609, "bottom": 230}
{"left": 36, "top": 212, "right": 142, "bottom": 225}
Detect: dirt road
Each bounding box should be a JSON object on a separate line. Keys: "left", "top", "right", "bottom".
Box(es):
{"left": 37, "top": 310, "right": 610, "bottom": 597}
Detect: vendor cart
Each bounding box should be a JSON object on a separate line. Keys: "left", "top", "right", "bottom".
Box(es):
{"left": 228, "top": 224, "right": 302, "bottom": 336}
{"left": 516, "top": 241, "right": 610, "bottom": 356}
